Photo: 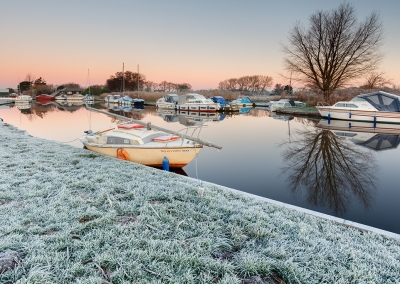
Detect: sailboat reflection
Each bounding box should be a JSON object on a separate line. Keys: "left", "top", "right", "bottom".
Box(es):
{"left": 281, "top": 121, "right": 377, "bottom": 215}
{"left": 317, "top": 119, "right": 400, "bottom": 151}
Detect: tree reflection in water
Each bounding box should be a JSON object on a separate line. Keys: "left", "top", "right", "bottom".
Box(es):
{"left": 281, "top": 128, "right": 377, "bottom": 215}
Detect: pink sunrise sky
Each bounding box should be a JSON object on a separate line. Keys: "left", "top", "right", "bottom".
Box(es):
{"left": 1, "top": 0, "right": 400, "bottom": 91}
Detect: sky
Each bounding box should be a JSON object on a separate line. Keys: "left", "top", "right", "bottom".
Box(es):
{"left": 1, "top": 0, "right": 400, "bottom": 90}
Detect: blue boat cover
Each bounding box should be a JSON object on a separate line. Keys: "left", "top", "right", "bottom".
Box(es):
{"left": 357, "top": 91, "right": 400, "bottom": 112}
{"left": 235, "top": 97, "right": 252, "bottom": 103}
{"left": 211, "top": 96, "right": 228, "bottom": 106}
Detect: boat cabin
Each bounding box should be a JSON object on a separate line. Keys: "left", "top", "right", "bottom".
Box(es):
{"left": 163, "top": 94, "right": 179, "bottom": 104}
{"left": 178, "top": 93, "right": 213, "bottom": 105}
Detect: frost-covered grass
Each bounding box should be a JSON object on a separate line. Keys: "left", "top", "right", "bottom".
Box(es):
{"left": 0, "top": 123, "right": 400, "bottom": 283}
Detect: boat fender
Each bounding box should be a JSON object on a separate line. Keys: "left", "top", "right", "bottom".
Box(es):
{"left": 162, "top": 156, "right": 170, "bottom": 171}
{"left": 349, "top": 112, "right": 352, "bottom": 118}
{"left": 117, "top": 148, "right": 130, "bottom": 161}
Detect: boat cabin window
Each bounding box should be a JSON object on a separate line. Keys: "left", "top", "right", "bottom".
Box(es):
{"left": 334, "top": 103, "right": 358, "bottom": 108}
{"left": 106, "top": 136, "right": 134, "bottom": 144}
{"left": 165, "top": 95, "right": 179, "bottom": 103}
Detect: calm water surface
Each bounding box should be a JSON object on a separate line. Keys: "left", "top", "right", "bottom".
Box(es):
{"left": 1, "top": 101, "right": 400, "bottom": 234}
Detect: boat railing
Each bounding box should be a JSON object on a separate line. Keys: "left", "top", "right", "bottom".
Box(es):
{"left": 163, "top": 124, "right": 208, "bottom": 148}
{"left": 317, "top": 102, "right": 330, "bottom": 106}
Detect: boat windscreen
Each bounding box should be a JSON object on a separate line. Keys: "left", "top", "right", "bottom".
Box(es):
{"left": 166, "top": 95, "right": 179, "bottom": 103}
{"left": 358, "top": 92, "right": 400, "bottom": 112}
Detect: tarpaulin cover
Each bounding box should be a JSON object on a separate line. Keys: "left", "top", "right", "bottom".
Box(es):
{"left": 357, "top": 91, "right": 400, "bottom": 112}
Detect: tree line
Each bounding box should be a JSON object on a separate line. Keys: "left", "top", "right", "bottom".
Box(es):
{"left": 105, "top": 71, "right": 192, "bottom": 93}
{"left": 218, "top": 75, "right": 273, "bottom": 94}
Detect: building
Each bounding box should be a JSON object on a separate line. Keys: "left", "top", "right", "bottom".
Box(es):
{"left": 0, "top": 89, "right": 9, "bottom": 97}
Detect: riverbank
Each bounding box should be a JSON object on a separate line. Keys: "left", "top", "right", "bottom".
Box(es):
{"left": 0, "top": 122, "right": 399, "bottom": 283}
{"left": 275, "top": 106, "right": 321, "bottom": 117}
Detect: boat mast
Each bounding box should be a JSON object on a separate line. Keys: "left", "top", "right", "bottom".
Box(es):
{"left": 122, "top": 63, "right": 124, "bottom": 95}
{"left": 88, "top": 69, "right": 91, "bottom": 97}
{"left": 137, "top": 64, "right": 140, "bottom": 99}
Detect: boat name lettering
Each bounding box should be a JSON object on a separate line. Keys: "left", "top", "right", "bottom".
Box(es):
{"left": 161, "top": 149, "right": 194, "bottom": 152}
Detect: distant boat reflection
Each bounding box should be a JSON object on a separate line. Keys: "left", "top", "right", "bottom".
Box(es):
{"left": 35, "top": 101, "right": 84, "bottom": 112}
{"left": 157, "top": 108, "right": 225, "bottom": 127}
{"left": 281, "top": 121, "right": 378, "bottom": 215}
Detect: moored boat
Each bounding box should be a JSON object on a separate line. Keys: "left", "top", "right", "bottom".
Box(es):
{"left": 55, "top": 94, "right": 67, "bottom": 101}
{"left": 211, "top": 96, "right": 239, "bottom": 112}
{"left": 104, "top": 94, "right": 121, "bottom": 104}
{"left": 132, "top": 97, "right": 145, "bottom": 107}
{"left": 230, "top": 96, "right": 253, "bottom": 107}
{"left": 36, "top": 94, "right": 55, "bottom": 101}
{"left": 0, "top": 97, "right": 15, "bottom": 104}
{"left": 79, "top": 123, "right": 203, "bottom": 168}
{"left": 316, "top": 91, "right": 400, "bottom": 124}
{"left": 66, "top": 94, "right": 84, "bottom": 101}
{"left": 176, "top": 93, "right": 220, "bottom": 112}
{"left": 118, "top": 95, "right": 133, "bottom": 105}
{"left": 156, "top": 94, "right": 179, "bottom": 109}
{"left": 14, "top": 95, "right": 32, "bottom": 103}
{"left": 81, "top": 107, "right": 223, "bottom": 168}
{"left": 269, "top": 99, "right": 307, "bottom": 112}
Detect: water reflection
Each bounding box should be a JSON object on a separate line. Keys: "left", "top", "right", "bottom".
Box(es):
{"left": 317, "top": 119, "right": 400, "bottom": 151}
{"left": 156, "top": 108, "right": 225, "bottom": 127}
{"left": 35, "top": 101, "right": 85, "bottom": 113}
{"left": 281, "top": 122, "right": 377, "bottom": 215}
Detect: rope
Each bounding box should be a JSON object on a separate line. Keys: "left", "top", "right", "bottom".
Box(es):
{"left": 59, "top": 137, "right": 80, "bottom": 144}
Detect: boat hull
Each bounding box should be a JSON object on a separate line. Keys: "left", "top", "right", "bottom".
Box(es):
{"left": 81, "top": 141, "right": 202, "bottom": 168}
{"left": 317, "top": 107, "right": 400, "bottom": 124}
{"left": 36, "top": 94, "right": 55, "bottom": 101}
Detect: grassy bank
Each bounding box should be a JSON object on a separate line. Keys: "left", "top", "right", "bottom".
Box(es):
{"left": 0, "top": 123, "right": 399, "bottom": 283}
{"left": 276, "top": 106, "right": 321, "bottom": 117}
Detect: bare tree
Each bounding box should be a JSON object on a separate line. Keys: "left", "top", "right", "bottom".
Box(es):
{"left": 361, "top": 71, "right": 393, "bottom": 89}
{"left": 25, "top": 73, "right": 36, "bottom": 84}
{"left": 218, "top": 76, "right": 272, "bottom": 93}
{"left": 282, "top": 3, "right": 383, "bottom": 101}
{"left": 258, "top": 76, "right": 273, "bottom": 94}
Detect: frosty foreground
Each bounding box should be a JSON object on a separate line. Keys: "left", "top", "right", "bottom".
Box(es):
{"left": 0, "top": 122, "right": 399, "bottom": 283}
